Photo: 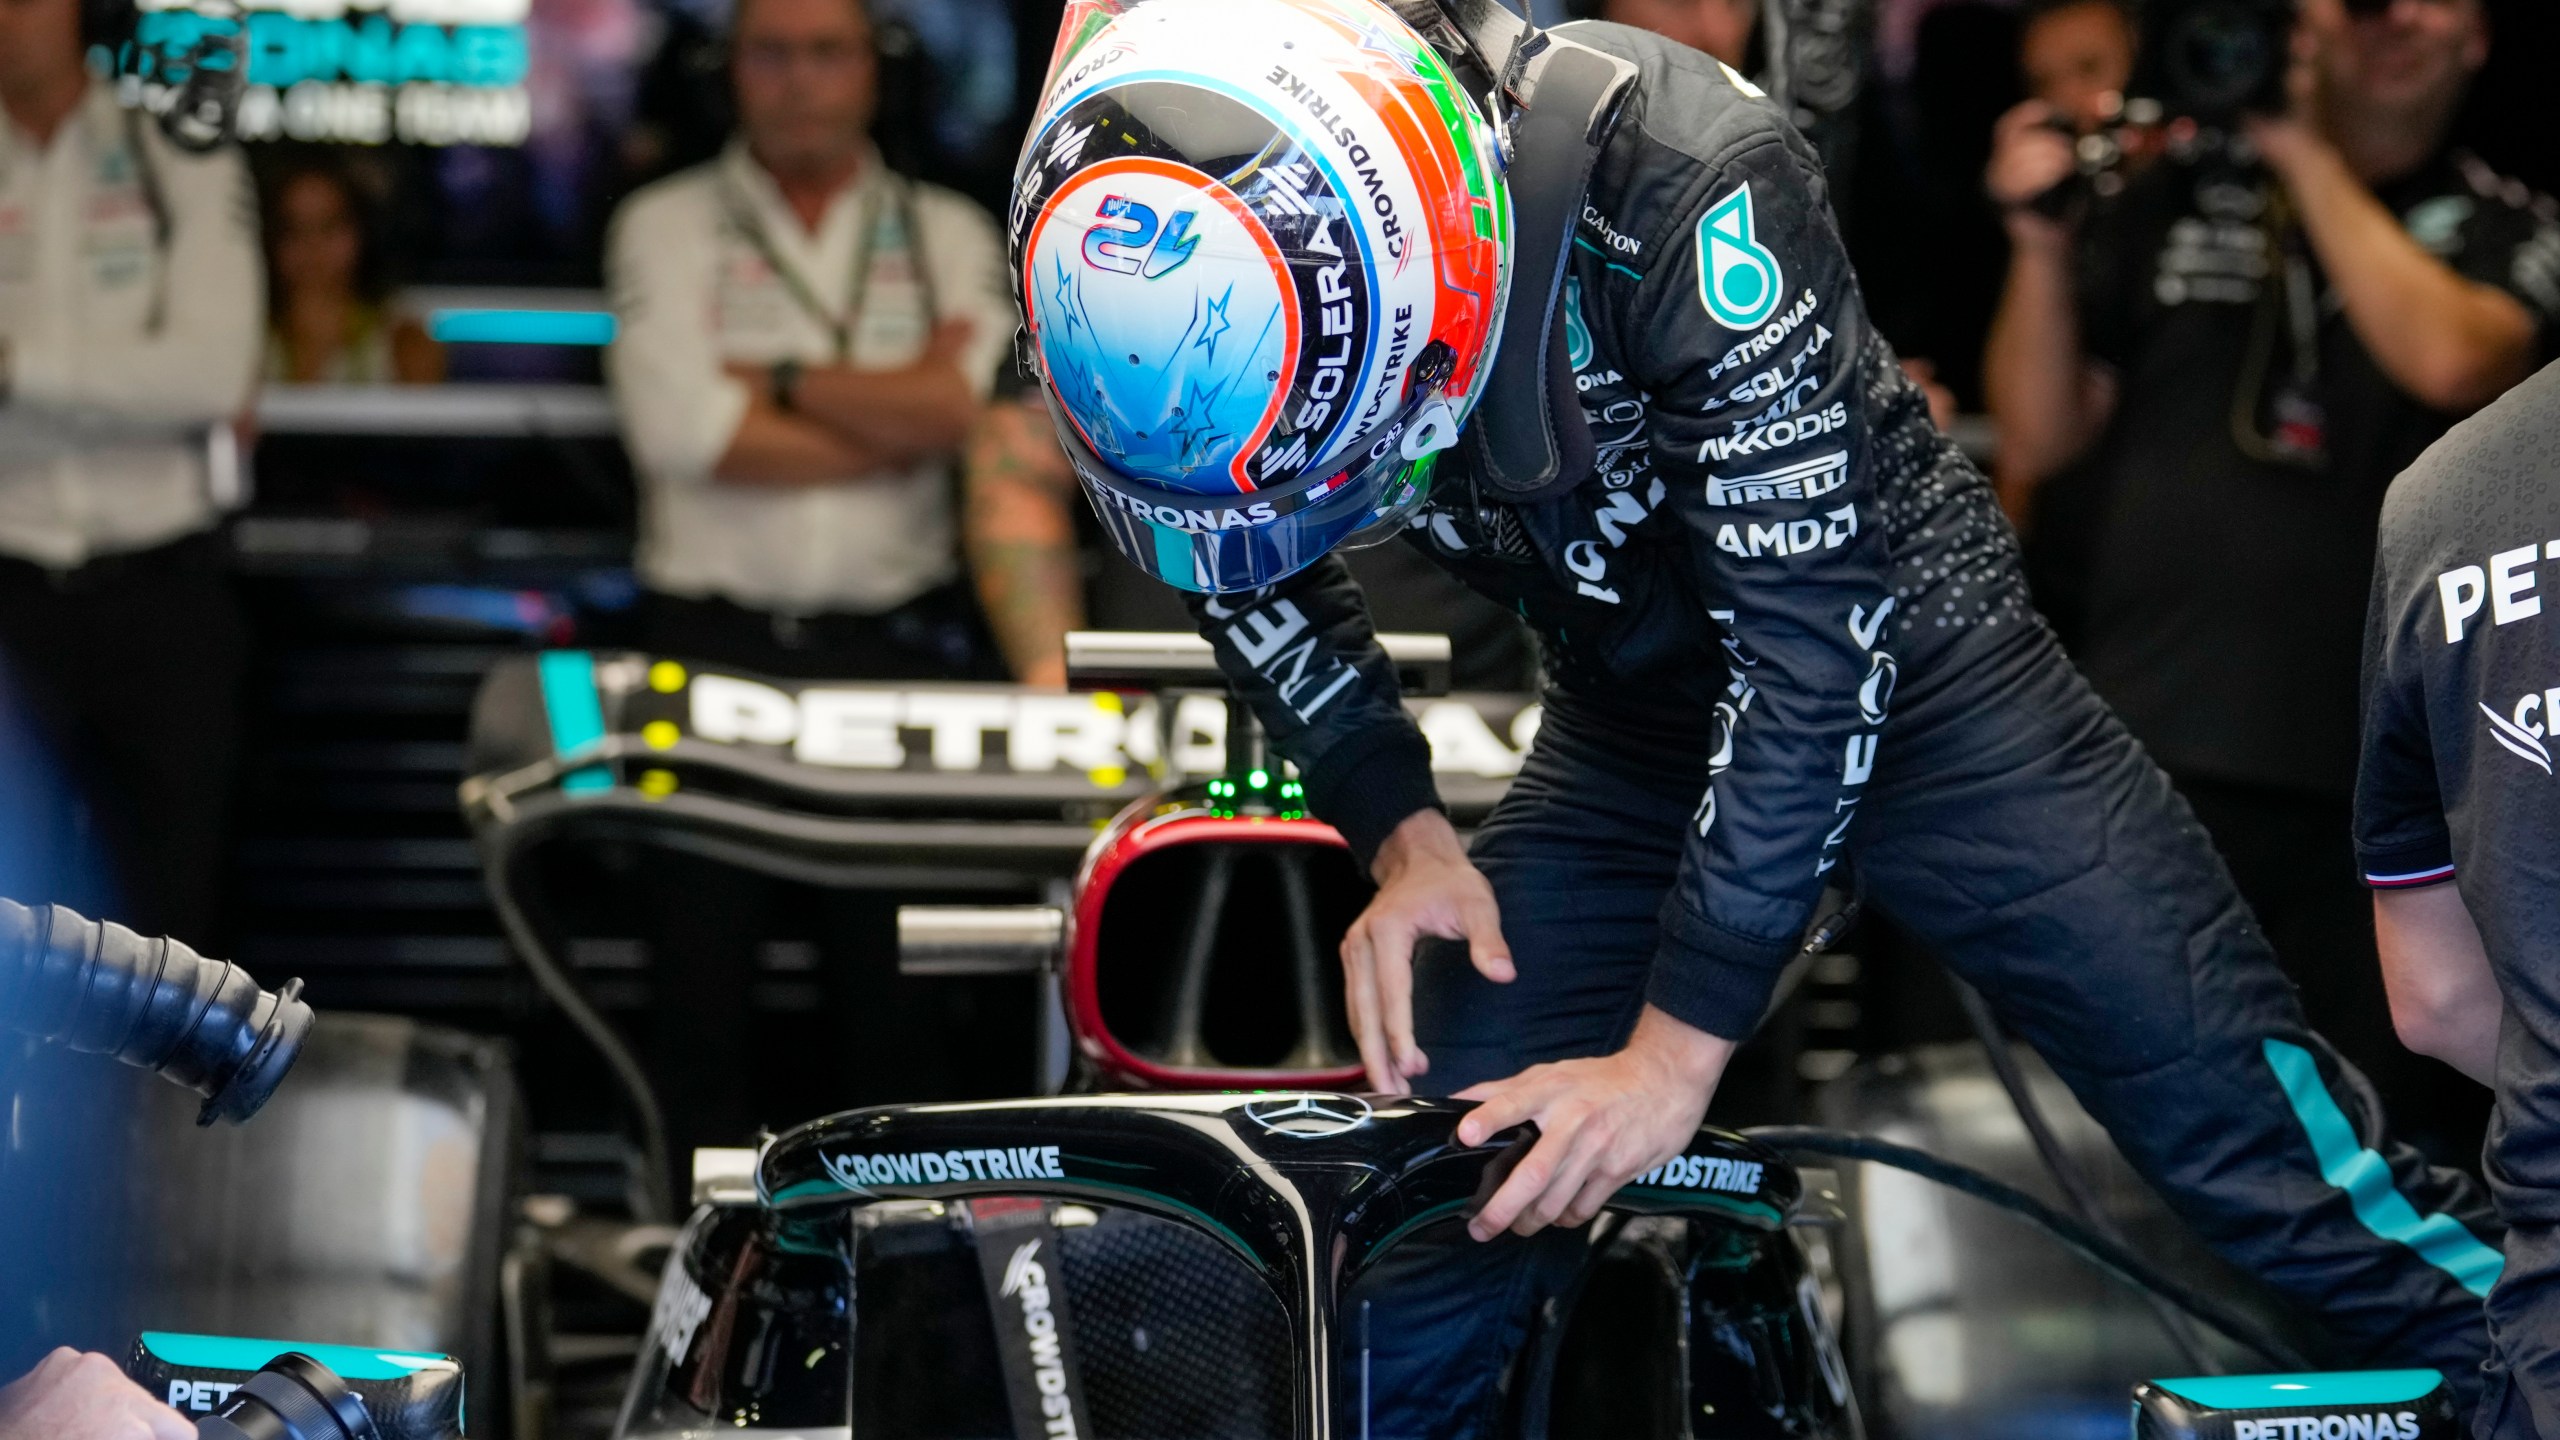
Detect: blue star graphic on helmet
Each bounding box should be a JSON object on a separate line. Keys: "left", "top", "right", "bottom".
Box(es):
{"left": 1169, "top": 375, "right": 1235, "bottom": 470}
{"left": 1193, "top": 284, "right": 1235, "bottom": 367}
{"left": 1048, "top": 254, "right": 1091, "bottom": 343}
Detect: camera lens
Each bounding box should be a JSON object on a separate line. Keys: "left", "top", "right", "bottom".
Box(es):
{"left": 195, "top": 1353, "right": 382, "bottom": 1440}
{"left": 2167, "top": 3, "right": 2280, "bottom": 115}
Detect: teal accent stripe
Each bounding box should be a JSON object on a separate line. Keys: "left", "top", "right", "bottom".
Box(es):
{"left": 1615, "top": 1188, "right": 1784, "bottom": 1229}
{"left": 429, "top": 309, "right": 617, "bottom": 346}
{"left": 1571, "top": 235, "right": 1645, "bottom": 281}
{"left": 536, "top": 650, "right": 613, "bottom": 795}
{"left": 140, "top": 1332, "right": 455, "bottom": 1383}
{"left": 2263, "top": 1038, "right": 2504, "bottom": 1297}
{"left": 2154, "top": 1370, "right": 2444, "bottom": 1411}
{"left": 1149, "top": 521, "right": 1193, "bottom": 587}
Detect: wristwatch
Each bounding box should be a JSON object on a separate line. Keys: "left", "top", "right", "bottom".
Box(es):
{"left": 769, "top": 359, "right": 802, "bottom": 413}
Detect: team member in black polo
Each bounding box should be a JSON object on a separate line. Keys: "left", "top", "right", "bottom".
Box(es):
{"left": 1986, "top": 0, "right": 2560, "bottom": 1139}
{"left": 2359, "top": 358, "right": 2560, "bottom": 1439}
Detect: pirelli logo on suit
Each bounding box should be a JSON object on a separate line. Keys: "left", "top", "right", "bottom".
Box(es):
{"left": 1705, "top": 452, "right": 1849, "bottom": 508}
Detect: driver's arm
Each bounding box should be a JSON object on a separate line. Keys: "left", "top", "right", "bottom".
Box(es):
{"left": 1184, "top": 555, "right": 1440, "bottom": 866}
{"left": 1632, "top": 130, "right": 1899, "bottom": 1044}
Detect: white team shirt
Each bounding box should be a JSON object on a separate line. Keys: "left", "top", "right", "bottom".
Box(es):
{"left": 0, "top": 83, "right": 263, "bottom": 569}
{"left": 605, "top": 142, "right": 1014, "bottom": 616}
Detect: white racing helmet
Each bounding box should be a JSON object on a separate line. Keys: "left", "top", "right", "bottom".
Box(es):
{"left": 1008, "top": 0, "right": 1515, "bottom": 594}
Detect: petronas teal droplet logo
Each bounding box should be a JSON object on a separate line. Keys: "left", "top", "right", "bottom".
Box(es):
{"left": 1563, "top": 276, "right": 1594, "bottom": 373}
{"left": 1698, "top": 183, "right": 1784, "bottom": 331}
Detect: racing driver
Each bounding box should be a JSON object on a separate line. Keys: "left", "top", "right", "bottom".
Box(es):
{"left": 1005, "top": 0, "right": 2507, "bottom": 1432}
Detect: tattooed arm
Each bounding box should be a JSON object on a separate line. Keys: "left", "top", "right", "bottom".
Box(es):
{"left": 963, "top": 393, "right": 1088, "bottom": 687}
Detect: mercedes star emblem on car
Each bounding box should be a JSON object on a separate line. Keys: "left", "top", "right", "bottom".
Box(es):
{"left": 1243, "top": 1094, "right": 1375, "bottom": 1139}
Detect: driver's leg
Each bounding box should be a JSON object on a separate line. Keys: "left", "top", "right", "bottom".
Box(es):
{"left": 1853, "top": 621, "right": 2498, "bottom": 1399}
{"left": 1348, "top": 705, "right": 1695, "bottom": 1440}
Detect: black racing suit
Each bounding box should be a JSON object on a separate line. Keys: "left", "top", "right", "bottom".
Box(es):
{"left": 1182, "top": 22, "right": 2505, "bottom": 1440}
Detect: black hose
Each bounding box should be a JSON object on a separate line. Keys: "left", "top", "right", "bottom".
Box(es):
{"left": 1744, "top": 1125, "right": 2313, "bottom": 1373}
{"left": 1949, "top": 978, "right": 2220, "bottom": 1374}
{"left": 480, "top": 831, "right": 675, "bottom": 1225}
{"left": 0, "top": 898, "right": 312, "bottom": 1125}
{"left": 462, "top": 783, "right": 1090, "bottom": 1226}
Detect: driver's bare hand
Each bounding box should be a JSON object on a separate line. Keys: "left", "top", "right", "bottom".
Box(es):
{"left": 1453, "top": 1008, "right": 1735, "bottom": 1241}
{"left": 0, "top": 1349, "right": 192, "bottom": 1440}
{"left": 1341, "top": 809, "right": 1512, "bottom": 1095}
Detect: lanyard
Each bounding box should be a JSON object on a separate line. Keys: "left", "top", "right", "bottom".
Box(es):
{"left": 118, "top": 106, "right": 173, "bottom": 336}
{"left": 2229, "top": 181, "right": 2329, "bottom": 470}
{"left": 720, "top": 166, "right": 939, "bottom": 362}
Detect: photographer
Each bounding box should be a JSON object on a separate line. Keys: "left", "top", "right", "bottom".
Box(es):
{"left": 0, "top": 1349, "right": 189, "bottom": 1440}
{"left": 1983, "top": 0, "right": 2558, "bottom": 1138}
{"left": 2017, "top": 0, "right": 2137, "bottom": 151}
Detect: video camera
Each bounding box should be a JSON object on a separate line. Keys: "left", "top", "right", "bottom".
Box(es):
{"left": 2128, "top": 0, "right": 2396, "bottom": 125}
{"left": 2013, "top": 0, "right": 2401, "bottom": 218}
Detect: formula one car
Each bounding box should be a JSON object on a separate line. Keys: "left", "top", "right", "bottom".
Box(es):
{"left": 459, "top": 635, "right": 2458, "bottom": 1439}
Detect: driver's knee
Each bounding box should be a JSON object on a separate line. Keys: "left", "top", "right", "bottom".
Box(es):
{"left": 1345, "top": 1223, "right": 1585, "bottom": 1439}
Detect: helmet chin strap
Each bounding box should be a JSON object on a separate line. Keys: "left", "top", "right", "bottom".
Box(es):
{"left": 1389, "top": 0, "right": 1638, "bottom": 504}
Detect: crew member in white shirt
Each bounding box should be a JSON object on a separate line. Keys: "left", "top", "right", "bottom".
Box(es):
{"left": 0, "top": 0, "right": 263, "bottom": 942}
{"left": 601, "top": 0, "right": 1015, "bottom": 1186}
{"left": 605, "top": 0, "right": 1012, "bottom": 682}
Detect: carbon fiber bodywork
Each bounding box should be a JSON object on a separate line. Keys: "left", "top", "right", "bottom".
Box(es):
{"left": 618, "top": 1095, "right": 1853, "bottom": 1440}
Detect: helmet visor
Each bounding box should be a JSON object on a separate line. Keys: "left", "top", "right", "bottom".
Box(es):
{"left": 1046, "top": 382, "right": 1457, "bottom": 593}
